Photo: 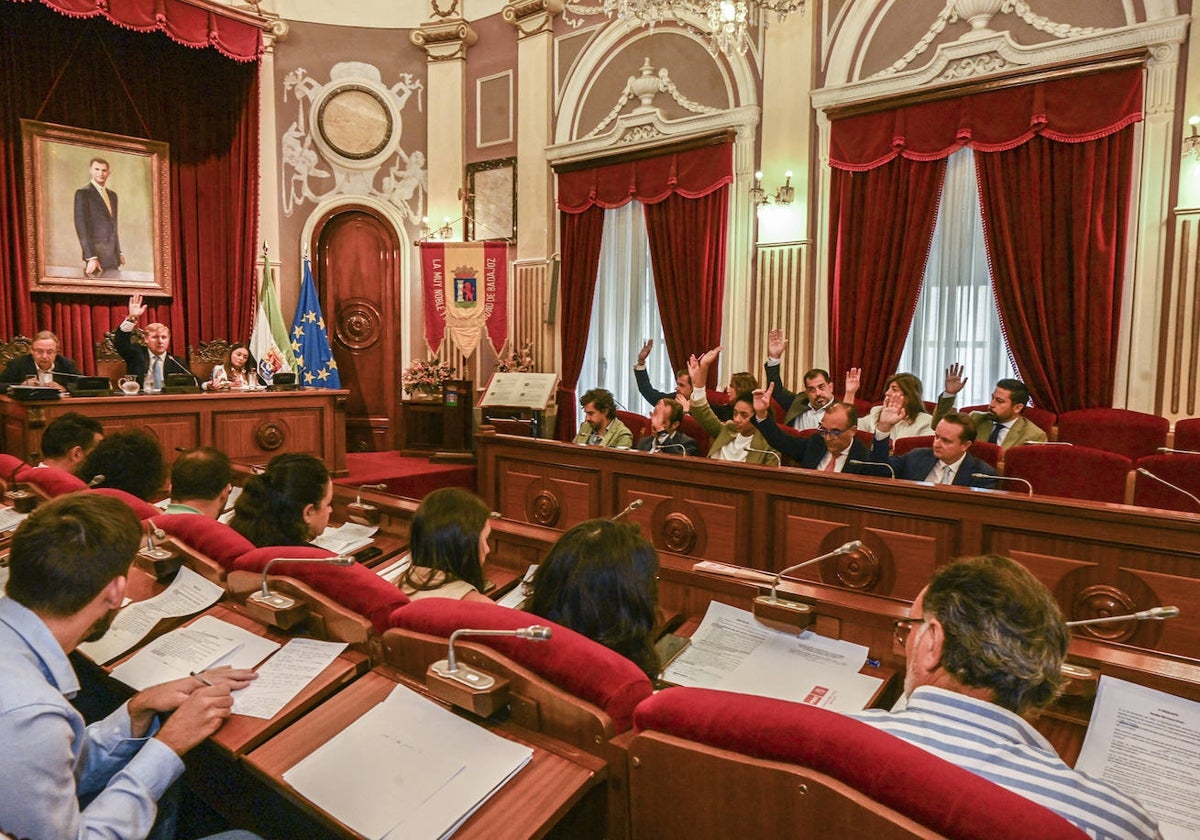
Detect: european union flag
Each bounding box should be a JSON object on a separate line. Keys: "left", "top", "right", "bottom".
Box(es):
{"left": 290, "top": 258, "right": 341, "bottom": 389}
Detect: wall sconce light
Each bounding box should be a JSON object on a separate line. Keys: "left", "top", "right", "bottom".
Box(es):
{"left": 1184, "top": 116, "right": 1200, "bottom": 160}
{"left": 420, "top": 216, "right": 454, "bottom": 241}
{"left": 751, "top": 171, "right": 794, "bottom": 207}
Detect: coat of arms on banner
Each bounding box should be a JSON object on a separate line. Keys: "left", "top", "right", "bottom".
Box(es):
{"left": 420, "top": 241, "right": 508, "bottom": 355}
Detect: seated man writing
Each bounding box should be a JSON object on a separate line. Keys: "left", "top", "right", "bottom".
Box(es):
{"left": 635, "top": 397, "right": 698, "bottom": 456}
{"left": 684, "top": 354, "right": 779, "bottom": 465}
{"left": 853, "top": 555, "right": 1159, "bottom": 839}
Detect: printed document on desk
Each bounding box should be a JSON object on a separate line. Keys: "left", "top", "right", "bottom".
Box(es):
{"left": 78, "top": 566, "right": 224, "bottom": 664}
{"left": 1075, "top": 676, "right": 1200, "bottom": 840}
{"left": 110, "top": 615, "right": 281, "bottom": 690}
{"left": 283, "top": 683, "right": 533, "bottom": 840}
{"left": 661, "top": 601, "right": 883, "bottom": 712}
{"left": 313, "top": 521, "right": 378, "bottom": 555}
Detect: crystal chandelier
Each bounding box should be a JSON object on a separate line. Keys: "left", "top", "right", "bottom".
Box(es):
{"left": 597, "top": 0, "right": 806, "bottom": 57}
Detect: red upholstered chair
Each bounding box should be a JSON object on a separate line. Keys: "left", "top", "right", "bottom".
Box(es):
{"left": 149, "top": 514, "right": 255, "bottom": 583}
{"left": 16, "top": 465, "right": 87, "bottom": 498}
{"left": 616, "top": 410, "right": 651, "bottom": 446}
{"left": 1002, "top": 445, "right": 1133, "bottom": 504}
{"left": 678, "top": 414, "right": 710, "bottom": 455}
{"left": 89, "top": 487, "right": 163, "bottom": 520}
{"left": 1172, "top": 417, "right": 1200, "bottom": 452}
{"left": 628, "top": 687, "right": 1087, "bottom": 840}
{"left": 0, "top": 453, "right": 27, "bottom": 483}
{"left": 387, "top": 599, "right": 653, "bottom": 736}
{"left": 1132, "top": 454, "right": 1200, "bottom": 514}
{"left": 1056, "top": 408, "right": 1168, "bottom": 461}
{"left": 231, "top": 545, "right": 409, "bottom": 633}
{"left": 854, "top": 398, "right": 878, "bottom": 421}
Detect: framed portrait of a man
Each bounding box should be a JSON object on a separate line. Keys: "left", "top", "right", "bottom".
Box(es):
{"left": 21, "top": 120, "right": 171, "bottom": 296}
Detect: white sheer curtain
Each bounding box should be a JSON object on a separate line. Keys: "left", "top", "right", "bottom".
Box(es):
{"left": 576, "top": 201, "right": 671, "bottom": 425}
{"left": 898, "top": 148, "right": 1015, "bottom": 407}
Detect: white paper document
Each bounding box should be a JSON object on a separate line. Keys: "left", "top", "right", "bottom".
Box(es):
{"left": 312, "top": 521, "right": 378, "bottom": 555}
{"left": 375, "top": 553, "right": 412, "bottom": 585}
{"left": 284, "top": 684, "right": 533, "bottom": 840}
{"left": 0, "top": 505, "right": 27, "bottom": 533}
{"left": 1075, "top": 676, "right": 1200, "bottom": 840}
{"left": 662, "top": 601, "right": 884, "bottom": 712}
{"left": 231, "top": 638, "right": 347, "bottom": 720}
{"left": 77, "top": 565, "right": 225, "bottom": 665}
{"left": 495, "top": 564, "right": 537, "bottom": 609}
{"left": 110, "top": 615, "right": 282, "bottom": 690}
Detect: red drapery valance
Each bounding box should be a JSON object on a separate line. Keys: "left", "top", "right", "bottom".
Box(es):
{"left": 18, "top": 0, "right": 262, "bottom": 61}
{"left": 557, "top": 142, "right": 733, "bottom": 213}
{"left": 829, "top": 67, "right": 1143, "bottom": 171}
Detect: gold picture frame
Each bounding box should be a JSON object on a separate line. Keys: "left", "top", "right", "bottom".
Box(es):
{"left": 22, "top": 120, "right": 172, "bottom": 296}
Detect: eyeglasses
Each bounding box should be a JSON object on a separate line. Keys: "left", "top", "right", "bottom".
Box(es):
{"left": 892, "top": 617, "right": 926, "bottom": 645}
{"left": 816, "top": 427, "right": 848, "bottom": 438}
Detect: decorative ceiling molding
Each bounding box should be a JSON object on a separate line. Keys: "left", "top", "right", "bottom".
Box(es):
{"left": 811, "top": 15, "right": 1189, "bottom": 111}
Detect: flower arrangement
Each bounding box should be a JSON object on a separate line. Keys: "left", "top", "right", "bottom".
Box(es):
{"left": 496, "top": 339, "right": 536, "bottom": 373}
{"left": 401, "top": 357, "right": 453, "bottom": 396}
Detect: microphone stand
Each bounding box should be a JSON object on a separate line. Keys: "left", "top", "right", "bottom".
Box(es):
{"left": 243, "top": 554, "right": 355, "bottom": 630}
{"left": 1136, "top": 468, "right": 1200, "bottom": 512}
{"left": 848, "top": 460, "right": 895, "bottom": 478}
{"left": 426, "top": 625, "right": 552, "bottom": 716}
{"left": 752, "top": 540, "right": 865, "bottom": 632}
{"left": 612, "top": 498, "right": 643, "bottom": 521}
{"left": 1066, "top": 606, "right": 1179, "bottom": 628}
{"left": 746, "top": 446, "right": 782, "bottom": 466}
{"left": 975, "top": 473, "right": 1033, "bottom": 496}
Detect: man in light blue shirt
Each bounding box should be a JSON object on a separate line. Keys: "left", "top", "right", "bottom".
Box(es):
{"left": 853, "top": 556, "right": 1160, "bottom": 840}
{"left": 0, "top": 493, "right": 257, "bottom": 840}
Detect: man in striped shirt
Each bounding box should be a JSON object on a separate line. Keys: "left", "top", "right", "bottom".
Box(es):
{"left": 853, "top": 556, "right": 1159, "bottom": 839}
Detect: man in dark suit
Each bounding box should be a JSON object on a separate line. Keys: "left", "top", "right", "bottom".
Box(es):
{"left": 931, "top": 364, "right": 1047, "bottom": 449}
{"left": 74, "top": 157, "right": 123, "bottom": 277}
{"left": 869, "top": 394, "right": 998, "bottom": 489}
{"left": 762, "top": 329, "right": 838, "bottom": 431}
{"left": 635, "top": 397, "right": 699, "bottom": 456}
{"left": 752, "top": 387, "right": 872, "bottom": 474}
{"left": 0, "top": 331, "right": 81, "bottom": 391}
{"left": 113, "top": 294, "right": 190, "bottom": 391}
{"left": 633, "top": 339, "right": 691, "bottom": 408}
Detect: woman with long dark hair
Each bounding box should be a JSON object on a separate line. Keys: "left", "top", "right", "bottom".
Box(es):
{"left": 397, "top": 487, "right": 493, "bottom": 603}
{"left": 229, "top": 453, "right": 332, "bottom": 547}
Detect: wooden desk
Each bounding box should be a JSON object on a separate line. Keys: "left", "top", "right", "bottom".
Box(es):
{"left": 244, "top": 667, "right": 606, "bottom": 840}
{"left": 0, "top": 389, "right": 348, "bottom": 475}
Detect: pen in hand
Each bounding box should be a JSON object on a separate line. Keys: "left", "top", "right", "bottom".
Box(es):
{"left": 189, "top": 670, "right": 213, "bottom": 687}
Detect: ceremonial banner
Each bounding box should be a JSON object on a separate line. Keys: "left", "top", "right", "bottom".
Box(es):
{"left": 420, "top": 241, "right": 508, "bottom": 355}
{"left": 291, "top": 258, "right": 341, "bottom": 389}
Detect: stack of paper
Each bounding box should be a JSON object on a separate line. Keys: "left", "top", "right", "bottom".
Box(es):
{"left": 77, "top": 566, "right": 225, "bottom": 665}
{"left": 661, "top": 601, "right": 883, "bottom": 712}
{"left": 313, "top": 521, "right": 378, "bottom": 555}
{"left": 284, "top": 684, "right": 533, "bottom": 839}
{"left": 109, "top": 615, "right": 281, "bottom": 690}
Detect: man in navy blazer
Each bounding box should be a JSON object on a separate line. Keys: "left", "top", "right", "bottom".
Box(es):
{"left": 0, "top": 331, "right": 81, "bottom": 391}
{"left": 751, "top": 386, "right": 872, "bottom": 474}
{"left": 74, "top": 157, "right": 123, "bottom": 277}
{"left": 868, "top": 394, "right": 998, "bottom": 489}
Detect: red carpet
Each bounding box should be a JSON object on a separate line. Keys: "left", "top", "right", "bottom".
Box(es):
{"left": 336, "top": 452, "right": 476, "bottom": 499}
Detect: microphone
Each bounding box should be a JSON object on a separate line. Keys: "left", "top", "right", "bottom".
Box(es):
{"left": 848, "top": 460, "right": 895, "bottom": 478}
{"left": 429, "top": 625, "right": 553, "bottom": 689}
{"left": 347, "top": 483, "right": 388, "bottom": 526}
{"left": 759, "top": 540, "right": 863, "bottom": 605}
{"left": 86, "top": 474, "right": 106, "bottom": 488}
{"left": 139, "top": 521, "right": 171, "bottom": 561}
{"left": 168, "top": 355, "right": 200, "bottom": 387}
{"left": 248, "top": 554, "right": 355, "bottom": 609}
{"left": 1066, "top": 606, "right": 1180, "bottom": 628}
{"left": 1136, "top": 467, "right": 1200, "bottom": 511}
{"left": 1157, "top": 446, "right": 1200, "bottom": 455}
{"left": 612, "top": 498, "right": 644, "bottom": 521}
{"left": 746, "top": 446, "right": 782, "bottom": 466}
{"left": 353, "top": 483, "right": 387, "bottom": 506}
{"left": 1026, "top": 440, "right": 1074, "bottom": 445}
{"left": 975, "top": 473, "right": 1032, "bottom": 496}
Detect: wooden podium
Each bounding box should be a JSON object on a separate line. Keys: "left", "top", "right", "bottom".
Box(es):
{"left": 400, "top": 379, "right": 474, "bottom": 458}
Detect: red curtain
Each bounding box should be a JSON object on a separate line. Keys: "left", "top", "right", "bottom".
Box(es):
{"left": 827, "top": 158, "right": 946, "bottom": 396}
{"left": 557, "top": 142, "right": 732, "bottom": 211}
{"left": 644, "top": 188, "right": 729, "bottom": 387}
{"left": 555, "top": 205, "right": 605, "bottom": 441}
{"left": 975, "top": 131, "right": 1135, "bottom": 413}
{"left": 0, "top": 2, "right": 259, "bottom": 373}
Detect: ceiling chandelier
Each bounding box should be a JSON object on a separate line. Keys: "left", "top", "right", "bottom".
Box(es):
{"left": 593, "top": 0, "right": 806, "bottom": 57}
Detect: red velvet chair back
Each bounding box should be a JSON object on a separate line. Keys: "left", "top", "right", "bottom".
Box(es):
{"left": 890, "top": 435, "right": 1000, "bottom": 468}
{"left": 14, "top": 465, "right": 87, "bottom": 497}
{"left": 1173, "top": 417, "right": 1200, "bottom": 452}
{"left": 892, "top": 435, "right": 932, "bottom": 457}
{"left": 388, "top": 598, "right": 652, "bottom": 733}
{"left": 1132, "top": 454, "right": 1200, "bottom": 514}
{"left": 89, "top": 487, "right": 163, "bottom": 520}
{"left": 616, "top": 410, "right": 651, "bottom": 445}
{"left": 150, "top": 513, "right": 255, "bottom": 570}
{"left": 1002, "top": 445, "right": 1132, "bottom": 504}
{"left": 630, "top": 687, "right": 1087, "bottom": 840}
{"left": 232, "top": 545, "right": 409, "bottom": 633}
{"left": 678, "top": 414, "right": 710, "bottom": 455}
{"left": 0, "top": 453, "right": 27, "bottom": 484}
{"left": 1056, "top": 408, "right": 1168, "bottom": 461}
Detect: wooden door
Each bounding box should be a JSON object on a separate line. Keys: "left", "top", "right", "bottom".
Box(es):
{"left": 314, "top": 208, "right": 401, "bottom": 452}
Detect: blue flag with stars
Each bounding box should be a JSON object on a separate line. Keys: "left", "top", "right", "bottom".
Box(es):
{"left": 290, "top": 258, "right": 341, "bottom": 389}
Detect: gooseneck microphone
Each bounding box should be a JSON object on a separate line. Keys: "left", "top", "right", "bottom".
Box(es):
{"left": 1136, "top": 467, "right": 1200, "bottom": 511}
{"left": 975, "top": 473, "right": 1033, "bottom": 496}
{"left": 746, "top": 446, "right": 782, "bottom": 466}
{"left": 848, "top": 460, "right": 895, "bottom": 478}
{"left": 1066, "top": 606, "right": 1180, "bottom": 628}
{"left": 612, "top": 499, "right": 644, "bottom": 521}
{"left": 429, "top": 625, "right": 553, "bottom": 689}
{"left": 248, "top": 555, "right": 355, "bottom": 609}
{"left": 760, "top": 540, "right": 863, "bottom": 604}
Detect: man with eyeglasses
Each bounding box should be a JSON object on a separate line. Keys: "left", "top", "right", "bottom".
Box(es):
{"left": 750, "top": 384, "right": 873, "bottom": 473}
{"left": 853, "top": 555, "right": 1159, "bottom": 839}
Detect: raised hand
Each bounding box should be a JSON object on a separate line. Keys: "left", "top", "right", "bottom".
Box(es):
{"left": 699, "top": 345, "right": 722, "bottom": 369}
{"left": 843, "top": 367, "right": 861, "bottom": 399}
{"left": 767, "top": 329, "right": 787, "bottom": 359}
{"left": 127, "top": 293, "right": 147, "bottom": 320}
{"left": 675, "top": 392, "right": 691, "bottom": 415}
{"left": 686, "top": 354, "right": 703, "bottom": 389}
{"left": 752, "top": 383, "right": 775, "bottom": 420}
{"left": 637, "top": 339, "right": 653, "bottom": 366}
{"left": 877, "top": 391, "right": 906, "bottom": 431}
{"left": 944, "top": 362, "right": 968, "bottom": 396}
